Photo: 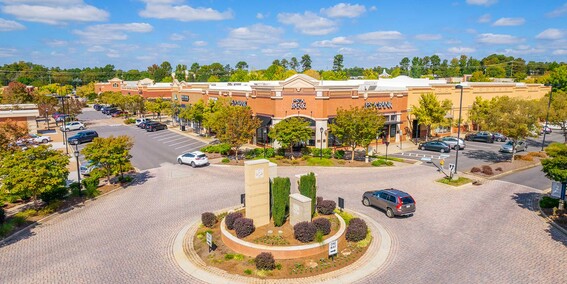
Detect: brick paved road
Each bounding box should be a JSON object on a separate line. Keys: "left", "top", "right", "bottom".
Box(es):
{"left": 1, "top": 163, "right": 565, "bottom": 283}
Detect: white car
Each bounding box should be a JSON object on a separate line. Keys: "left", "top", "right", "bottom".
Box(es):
{"left": 177, "top": 151, "right": 209, "bottom": 168}
{"left": 28, "top": 134, "right": 51, "bottom": 144}
{"left": 61, "top": 121, "right": 85, "bottom": 132}
{"left": 135, "top": 118, "right": 151, "bottom": 127}
{"left": 80, "top": 161, "right": 100, "bottom": 176}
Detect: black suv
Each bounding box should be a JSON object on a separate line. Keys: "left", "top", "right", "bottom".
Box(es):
{"left": 465, "top": 131, "right": 494, "bottom": 143}
{"left": 146, "top": 122, "right": 167, "bottom": 132}
{"left": 68, "top": 130, "right": 99, "bottom": 144}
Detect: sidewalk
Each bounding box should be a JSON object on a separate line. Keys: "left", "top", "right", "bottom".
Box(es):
{"left": 369, "top": 140, "right": 418, "bottom": 156}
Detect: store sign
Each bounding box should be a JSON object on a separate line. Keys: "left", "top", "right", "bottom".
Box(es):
{"left": 291, "top": 98, "right": 307, "bottom": 110}
{"left": 231, "top": 100, "right": 247, "bottom": 107}
{"left": 365, "top": 101, "right": 393, "bottom": 109}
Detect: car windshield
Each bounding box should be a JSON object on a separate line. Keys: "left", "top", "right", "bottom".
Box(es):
{"left": 504, "top": 141, "right": 513, "bottom": 146}
{"left": 197, "top": 154, "right": 207, "bottom": 158}
{"left": 401, "top": 196, "right": 414, "bottom": 204}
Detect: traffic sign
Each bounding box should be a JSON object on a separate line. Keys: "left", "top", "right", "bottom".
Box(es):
{"left": 448, "top": 163, "right": 455, "bottom": 173}
{"left": 206, "top": 232, "right": 212, "bottom": 250}
{"left": 328, "top": 240, "right": 338, "bottom": 257}
{"left": 551, "top": 181, "right": 562, "bottom": 199}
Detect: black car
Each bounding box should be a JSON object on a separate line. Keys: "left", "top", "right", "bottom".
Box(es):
{"left": 419, "top": 140, "right": 451, "bottom": 153}
{"left": 465, "top": 131, "right": 494, "bottom": 143}
{"left": 146, "top": 122, "right": 167, "bottom": 132}
{"left": 68, "top": 130, "right": 99, "bottom": 144}
{"left": 93, "top": 104, "right": 102, "bottom": 111}
{"left": 492, "top": 132, "right": 507, "bottom": 142}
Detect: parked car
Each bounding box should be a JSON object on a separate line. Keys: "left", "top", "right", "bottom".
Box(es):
{"left": 111, "top": 110, "right": 126, "bottom": 117}
{"left": 93, "top": 104, "right": 102, "bottom": 111}
{"left": 362, "top": 188, "right": 416, "bottom": 218}
{"left": 80, "top": 161, "right": 100, "bottom": 176}
{"left": 26, "top": 134, "right": 51, "bottom": 144}
{"left": 177, "top": 151, "right": 209, "bottom": 168}
{"left": 67, "top": 130, "right": 99, "bottom": 144}
{"left": 146, "top": 122, "right": 167, "bottom": 132}
{"left": 135, "top": 118, "right": 151, "bottom": 126}
{"left": 492, "top": 132, "right": 507, "bottom": 142}
{"left": 465, "top": 131, "right": 494, "bottom": 143}
{"left": 55, "top": 114, "right": 69, "bottom": 123}
{"left": 439, "top": 136, "right": 466, "bottom": 150}
{"left": 138, "top": 120, "right": 151, "bottom": 129}
{"left": 101, "top": 107, "right": 116, "bottom": 115}
{"left": 60, "top": 121, "right": 85, "bottom": 132}
{"left": 419, "top": 140, "right": 451, "bottom": 153}
{"left": 500, "top": 140, "right": 528, "bottom": 153}
{"left": 540, "top": 126, "right": 552, "bottom": 134}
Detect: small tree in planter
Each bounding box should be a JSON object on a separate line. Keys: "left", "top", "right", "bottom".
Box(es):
{"left": 299, "top": 173, "right": 317, "bottom": 217}
{"left": 272, "top": 177, "right": 291, "bottom": 226}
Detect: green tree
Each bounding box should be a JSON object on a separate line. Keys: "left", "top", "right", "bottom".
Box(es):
{"left": 549, "top": 65, "right": 567, "bottom": 92}
{"left": 268, "top": 117, "right": 312, "bottom": 155}
{"left": 430, "top": 55, "right": 441, "bottom": 76}
{"left": 207, "top": 75, "right": 220, "bottom": 82}
{"left": 363, "top": 69, "right": 378, "bottom": 79}
{"left": 329, "top": 106, "right": 386, "bottom": 161}
{"left": 191, "top": 99, "right": 207, "bottom": 134}
{"left": 290, "top": 57, "right": 299, "bottom": 71}
{"left": 0, "top": 119, "right": 28, "bottom": 155}
{"left": 299, "top": 172, "right": 317, "bottom": 217}
{"left": 235, "top": 61, "right": 248, "bottom": 70}
{"left": 486, "top": 66, "right": 506, "bottom": 78}
{"left": 0, "top": 145, "right": 69, "bottom": 207}
{"left": 300, "top": 54, "right": 312, "bottom": 72}
{"left": 229, "top": 69, "right": 249, "bottom": 82}
{"left": 264, "top": 64, "right": 286, "bottom": 80}
{"left": 303, "top": 69, "right": 321, "bottom": 80}
{"left": 333, "top": 54, "right": 344, "bottom": 71}
{"left": 469, "top": 71, "right": 491, "bottom": 82}
{"left": 411, "top": 93, "right": 452, "bottom": 141}
{"left": 81, "top": 136, "right": 134, "bottom": 183}
{"left": 542, "top": 143, "right": 567, "bottom": 209}
{"left": 469, "top": 96, "right": 491, "bottom": 131}
{"left": 542, "top": 90, "right": 567, "bottom": 143}
{"left": 399, "top": 57, "right": 410, "bottom": 75}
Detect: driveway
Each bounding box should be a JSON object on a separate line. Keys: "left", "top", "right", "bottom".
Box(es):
{"left": 1, "top": 164, "right": 565, "bottom": 283}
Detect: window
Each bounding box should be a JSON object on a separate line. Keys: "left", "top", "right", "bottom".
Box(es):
{"left": 112, "top": 83, "right": 118, "bottom": 88}
{"left": 401, "top": 197, "right": 414, "bottom": 204}
{"left": 181, "top": 95, "right": 189, "bottom": 102}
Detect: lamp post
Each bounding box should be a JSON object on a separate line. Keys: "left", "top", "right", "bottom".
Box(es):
{"left": 57, "top": 95, "right": 69, "bottom": 155}
{"left": 73, "top": 141, "right": 81, "bottom": 196}
{"left": 454, "top": 85, "right": 465, "bottom": 177}
{"left": 319, "top": 127, "right": 324, "bottom": 159}
{"left": 542, "top": 84, "right": 554, "bottom": 151}
{"left": 263, "top": 127, "right": 268, "bottom": 158}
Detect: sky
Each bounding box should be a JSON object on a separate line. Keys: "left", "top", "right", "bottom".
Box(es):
{"left": 0, "top": 0, "right": 566, "bottom": 71}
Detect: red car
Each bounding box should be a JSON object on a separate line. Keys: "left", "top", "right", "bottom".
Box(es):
{"left": 111, "top": 111, "right": 127, "bottom": 117}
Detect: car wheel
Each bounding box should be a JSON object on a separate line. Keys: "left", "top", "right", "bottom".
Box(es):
{"left": 42, "top": 139, "right": 48, "bottom": 143}
{"left": 419, "top": 145, "right": 425, "bottom": 150}
{"left": 386, "top": 208, "right": 394, "bottom": 218}
{"left": 165, "top": 126, "right": 168, "bottom": 129}
{"left": 440, "top": 148, "right": 445, "bottom": 153}
{"left": 177, "top": 158, "right": 183, "bottom": 165}
{"left": 362, "top": 197, "right": 370, "bottom": 206}
{"left": 453, "top": 145, "right": 459, "bottom": 150}
{"left": 191, "top": 162, "right": 196, "bottom": 168}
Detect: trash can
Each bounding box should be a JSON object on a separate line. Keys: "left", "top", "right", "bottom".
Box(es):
{"left": 181, "top": 125, "right": 186, "bottom": 131}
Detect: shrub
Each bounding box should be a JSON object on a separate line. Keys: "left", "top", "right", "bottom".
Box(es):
{"left": 372, "top": 159, "right": 393, "bottom": 167}
{"left": 301, "top": 147, "right": 312, "bottom": 156}
{"left": 39, "top": 200, "right": 62, "bottom": 215}
{"left": 39, "top": 186, "right": 68, "bottom": 204}
{"left": 335, "top": 209, "right": 353, "bottom": 225}
{"left": 0, "top": 207, "right": 5, "bottom": 224}
{"left": 225, "top": 211, "right": 243, "bottom": 230}
{"left": 119, "top": 175, "right": 133, "bottom": 183}
{"left": 69, "top": 182, "right": 81, "bottom": 197}
{"left": 82, "top": 177, "right": 99, "bottom": 192}
{"left": 495, "top": 167, "right": 503, "bottom": 172}
{"left": 315, "top": 230, "right": 324, "bottom": 243}
{"left": 255, "top": 252, "right": 276, "bottom": 270}
{"left": 334, "top": 150, "right": 345, "bottom": 159}
{"left": 221, "top": 158, "right": 230, "bottom": 163}
{"left": 200, "top": 143, "right": 231, "bottom": 155}
{"left": 317, "top": 200, "right": 336, "bottom": 215}
{"left": 540, "top": 196, "right": 560, "bottom": 209}
{"left": 312, "top": 148, "right": 333, "bottom": 159}
{"left": 514, "top": 154, "right": 533, "bottom": 161}
{"left": 316, "top": 196, "right": 323, "bottom": 206}
{"left": 124, "top": 118, "right": 136, "bottom": 124}
{"left": 299, "top": 173, "right": 317, "bottom": 217}
{"left": 470, "top": 167, "right": 481, "bottom": 173}
{"left": 201, "top": 212, "right": 217, "bottom": 228}
{"left": 293, "top": 221, "right": 317, "bottom": 243}
{"left": 244, "top": 269, "right": 253, "bottom": 275}
{"left": 272, "top": 177, "right": 291, "bottom": 227}
{"left": 276, "top": 148, "right": 286, "bottom": 157}
{"left": 265, "top": 148, "right": 275, "bottom": 158}
{"left": 312, "top": 218, "right": 331, "bottom": 235}
{"left": 528, "top": 151, "right": 547, "bottom": 158}
{"left": 11, "top": 214, "right": 27, "bottom": 226}
{"left": 481, "top": 165, "right": 493, "bottom": 175}
{"left": 233, "top": 218, "right": 255, "bottom": 238}
{"left": 346, "top": 218, "right": 368, "bottom": 242}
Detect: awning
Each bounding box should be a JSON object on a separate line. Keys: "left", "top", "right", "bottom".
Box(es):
{"left": 257, "top": 115, "right": 272, "bottom": 127}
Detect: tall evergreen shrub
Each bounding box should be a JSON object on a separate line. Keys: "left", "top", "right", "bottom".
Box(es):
{"left": 272, "top": 177, "right": 291, "bottom": 226}
{"left": 299, "top": 172, "right": 317, "bottom": 217}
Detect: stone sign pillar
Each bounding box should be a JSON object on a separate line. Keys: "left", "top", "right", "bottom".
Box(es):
{"left": 244, "top": 159, "right": 270, "bottom": 227}
{"left": 269, "top": 162, "right": 277, "bottom": 181}
{"left": 289, "top": 193, "right": 312, "bottom": 226}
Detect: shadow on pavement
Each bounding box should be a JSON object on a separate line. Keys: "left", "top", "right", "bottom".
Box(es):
{"left": 511, "top": 192, "right": 567, "bottom": 246}
{"left": 127, "top": 171, "right": 153, "bottom": 187}
{"left": 0, "top": 224, "right": 37, "bottom": 248}
{"left": 462, "top": 149, "right": 510, "bottom": 163}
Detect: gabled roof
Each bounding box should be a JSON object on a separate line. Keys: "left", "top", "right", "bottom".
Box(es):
{"left": 281, "top": 74, "right": 319, "bottom": 88}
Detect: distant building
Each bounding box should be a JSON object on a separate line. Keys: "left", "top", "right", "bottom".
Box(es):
{"left": 0, "top": 104, "right": 39, "bottom": 134}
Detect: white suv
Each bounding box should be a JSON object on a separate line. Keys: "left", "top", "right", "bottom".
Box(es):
{"left": 61, "top": 121, "right": 85, "bottom": 132}
{"left": 135, "top": 118, "right": 151, "bottom": 126}
{"left": 176, "top": 151, "right": 209, "bottom": 168}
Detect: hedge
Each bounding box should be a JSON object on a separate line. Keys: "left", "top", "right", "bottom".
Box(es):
{"left": 311, "top": 148, "right": 333, "bottom": 159}
{"left": 299, "top": 172, "right": 317, "bottom": 217}
{"left": 272, "top": 177, "right": 291, "bottom": 227}
{"left": 200, "top": 143, "right": 231, "bottom": 155}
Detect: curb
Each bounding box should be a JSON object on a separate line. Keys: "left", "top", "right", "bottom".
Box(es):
{"left": 0, "top": 175, "right": 137, "bottom": 247}
{"left": 171, "top": 207, "right": 392, "bottom": 283}
{"left": 537, "top": 191, "right": 567, "bottom": 237}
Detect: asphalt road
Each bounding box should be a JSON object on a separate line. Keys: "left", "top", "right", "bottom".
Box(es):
{"left": 498, "top": 165, "right": 552, "bottom": 191}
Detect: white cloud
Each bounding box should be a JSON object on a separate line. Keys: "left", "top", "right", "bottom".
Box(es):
{"left": 320, "top": 3, "right": 366, "bottom": 18}
{"left": 493, "top": 17, "right": 525, "bottom": 26}
{"left": 369, "top": 6, "right": 377, "bottom": 12}
{"left": 466, "top": 0, "right": 497, "bottom": 6}
{"left": 536, "top": 28, "right": 564, "bottom": 40}
{"left": 159, "top": 43, "right": 179, "bottom": 49}
{"left": 0, "top": 47, "right": 17, "bottom": 57}
{"left": 546, "top": 3, "right": 567, "bottom": 18}
{"left": 447, "top": 47, "right": 476, "bottom": 53}
{"left": 356, "top": 31, "right": 404, "bottom": 44}
{"left": 87, "top": 45, "right": 105, "bottom": 52}
{"left": 0, "top": 18, "right": 25, "bottom": 31}
{"left": 553, "top": 49, "right": 567, "bottom": 55}
{"left": 503, "top": 45, "right": 545, "bottom": 55}
{"left": 170, "top": 33, "right": 185, "bottom": 41}
{"left": 446, "top": 39, "right": 461, "bottom": 44}
{"left": 338, "top": 47, "right": 356, "bottom": 55}
{"left": 312, "top": 36, "right": 353, "bottom": 47}
{"left": 256, "top": 13, "right": 265, "bottom": 19}
{"left": 478, "top": 13, "right": 491, "bottom": 23}
{"left": 278, "top": 41, "right": 299, "bottom": 48}
{"left": 193, "top": 40, "right": 207, "bottom": 47}
{"left": 45, "top": 39, "right": 67, "bottom": 47}
{"left": 277, "top": 12, "right": 337, "bottom": 35}
{"left": 73, "top": 23, "right": 153, "bottom": 44}
{"left": 415, "top": 34, "right": 442, "bottom": 40}
{"left": 378, "top": 43, "right": 417, "bottom": 53}
{"left": 218, "top": 24, "right": 283, "bottom": 50}
{"left": 1, "top": 0, "right": 109, "bottom": 25}
{"left": 477, "top": 33, "right": 523, "bottom": 44}
{"left": 139, "top": 0, "right": 233, "bottom": 21}
{"left": 466, "top": 28, "right": 477, "bottom": 34}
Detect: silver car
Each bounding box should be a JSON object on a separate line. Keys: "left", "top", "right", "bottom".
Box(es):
{"left": 362, "top": 188, "right": 416, "bottom": 218}
{"left": 440, "top": 136, "right": 466, "bottom": 150}
{"left": 500, "top": 140, "right": 528, "bottom": 153}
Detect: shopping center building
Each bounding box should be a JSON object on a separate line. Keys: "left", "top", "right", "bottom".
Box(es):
{"left": 95, "top": 75, "right": 550, "bottom": 148}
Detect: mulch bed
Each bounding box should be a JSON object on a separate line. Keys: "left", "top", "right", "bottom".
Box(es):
{"left": 542, "top": 208, "right": 567, "bottom": 230}
{"left": 468, "top": 152, "right": 545, "bottom": 177}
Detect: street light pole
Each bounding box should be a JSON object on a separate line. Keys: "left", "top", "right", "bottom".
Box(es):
{"left": 57, "top": 95, "right": 69, "bottom": 155}
{"left": 263, "top": 127, "right": 267, "bottom": 158}
{"left": 73, "top": 142, "right": 81, "bottom": 196}
{"left": 320, "top": 127, "right": 324, "bottom": 159}
{"left": 542, "top": 84, "right": 554, "bottom": 151}
{"left": 454, "top": 85, "right": 464, "bottom": 177}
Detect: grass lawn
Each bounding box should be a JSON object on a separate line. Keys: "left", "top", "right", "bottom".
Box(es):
{"left": 436, "top": 176, "right": 472, "bottom": 186}
{"left": 305, "top": 157, "right": 334, "bottom": 166}
{"left": 373, "top": 155, "right": 404, "bottom": 162}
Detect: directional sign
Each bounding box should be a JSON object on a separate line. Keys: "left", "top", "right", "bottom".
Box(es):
{"left": 551, "top": 181, "right": 562, "bottom": 199}
{"left": 448, "top": 163, "right": 456, "bottom": 173}
{"left": 206, "top": 232, "right": 212, "bottom": 248}
{"left": 328, "top": 240, "right": 338, "bottom": 256}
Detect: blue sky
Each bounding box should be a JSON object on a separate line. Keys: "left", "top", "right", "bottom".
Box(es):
{"left": 0, "top": 0, "right": 566, "bottom": 70}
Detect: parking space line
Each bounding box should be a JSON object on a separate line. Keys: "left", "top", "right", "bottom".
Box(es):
{"left": 175, "top": 142, "right": 204, "bottom": 150}
{"left": 157, "top": 135, "right": 184, "bottom": 141}
{"left": 148, "top": 131, "right": 172, "bottom": 137}
{"left": 167, "top": 140, "right": 194, "bottom": 146}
